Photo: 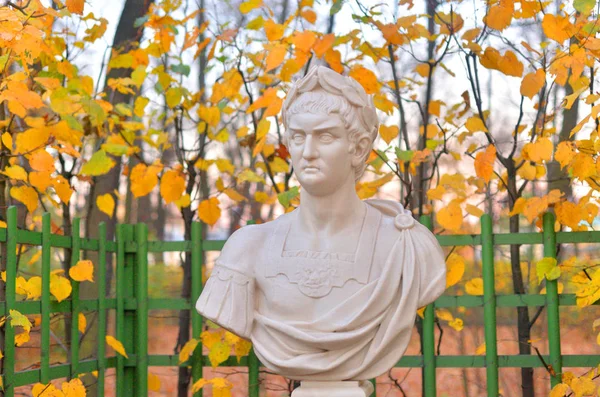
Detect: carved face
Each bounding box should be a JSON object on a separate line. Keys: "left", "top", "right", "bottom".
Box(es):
{"left": 287, "top": 112, "right": 361, "bottom": 196}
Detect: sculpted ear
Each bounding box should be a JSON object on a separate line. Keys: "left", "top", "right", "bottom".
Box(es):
{"left": 352, "top": 136, "right": 372, "bottom": 167}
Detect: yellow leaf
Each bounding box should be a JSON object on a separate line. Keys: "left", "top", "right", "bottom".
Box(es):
{"left": 436, "top": 308, "right": 454, "bottom": 322}
{"left": 25, "top": 276, "right": 42, "bottom": 300}
{"left": 292, "top": 30, "right": 316, "bottom": 53}
{"left": 475, "top": 145, "right": 496, "bottom": 183}
{"left": 50, "top": 274, "right": 72, "bottom": 302}
{"left": 572, "top": 153, "right": 596, "bottom": 180}
{"left": 106, "top": 335, "right": 128, "bottom": 358}
{"left": 520, "top": 69, "right": 546, "bottom": 99}
{"left": 571, "top": 375, "right": 596, "bottom": 397}
{"left": 134, "top": 97, "right": 149, "bottom": 118}
{"left": 10, "top": 186, "right": 38, "bottom": 214}
{"left": 349, "top": 65, "right": 381, "bottom": 94}
{"left": 465, "top": 277, "right": 484, "bottom": 295}
{"left": 379, "top": 125, "right": 399, "bottom": 145}
{"left": 197, "top": 106, "right": 221, "bottom": 128}
{"left": 198, "top": 197, "right": 221, "bottom": 226}
{"left": 233, "top": 338, "right": 252, "bottom": 362}
{"left": 208, "top": 341, "right": 231, "bottom": 367}
{"left": 70, "top": 260, "right": 94, "bottom": 282}
{"left": 175, "top": 193, "right": 191, "bottom": 209}
{"left": 536, "top": 257, "right": 560, "bottom": 284}
{"left": 542, "top": 14, "right": 574, "bottom": 43}
{"left": 448, "top": 318, "right": 464, "bottom": 331}
{"left": 475, "top": 343, "right": 486, "bottom": 355}
{"left": 239, "top": 0, "right": 262, "bottom": 14}
{"left": 265, "top": 43, "right": 287, "bottom": 72}
{"left": 78, "top": 313, "right": 86, "bottom": 334}
{"left": 2, "top": 132, "right": 12, "bottom": 150}
{"left": 160, "top": 170, "right": 186, "bottom": 204}
{"left": 223, "top": 188, "right": 247, "bottom": 202}
{"left": 264, "top": 19, "right": 284, "bottom": 41}
{"left": 201, "top": 330, "right": 223, "bottom": 349}
{"left": 52, "top": 175, "right": 73, "bottom": 205}
{"left": 32, "top": 383, "right": 62, "bottom": 397}
{"left": 130, "top": 162, "right": 163, "bottom": 198}
{"left": 445, "top": 253, "right": 465, "bottom": 288}
{"left": 1, "top": 165, "right": 28, "bottom": 181}
{"left": 211, "top": 378, "right": 233, "bottom": 397}
{"left": 61, "top": 378, "right": 86, "bottom": 396}
{"left": 465, "top": 116, "right": 487, "bottom": 132}
{"left": 66, "top": 0, "right": 84, "bottom": 14}
{"left": 466, "top": 204, "right": 484, "bottom": 217}
{"left": 96, "top": 194, "right": 115, "bottom": 217}
{"left": 237, "top": 169, "right": 265, "bottom": 184}
{"left": 437, "top": 200, "right": 463, "bottom": 231}
{"left": 148, "top": 372, "right": 161, "bottom": 392}
{"left": 549, "top": 383, "right": 570, "bottom": 397}
{"left": 415, "top": 63, "right": 430, "bottom": 78}
{"left": 192, "top": 379, "right": 209, "bottom": 393}
{"left": 80, "top": 150, "right": 116, "bottom": 176}
{"left": 301, "top": 9, "right": 316, "bottom": 24}
{"left": 30, "top": 171, "right": 53, "bottom": 192}
{"left": 179, "top": 338, "right": 199, "bottom": 364}
{"left": 165, "top": 87, "right": 182, "bottom": 108}
{"left": 15, "top": 329, "right": 30, "bottom": 347}
{"left": 9, "top": 309, "right": 32, "bottom": 331}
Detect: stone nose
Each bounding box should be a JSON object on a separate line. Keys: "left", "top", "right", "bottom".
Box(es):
{"left": 302, "top": 135, "right": 319, "bottom": 160}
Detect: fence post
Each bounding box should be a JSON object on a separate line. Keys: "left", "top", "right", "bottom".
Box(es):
{"left": 481, "top": 214, "right": 499, "bottom": 396}
{"left": 543, "top": 213, "right": 562, "bottom": 387}
{"left": 116, "top": 224, "right": 136, "bottom": 395}
{"left": 97, "top": 222, "right": 107, "bottom": 396}
{"left": 135, "top": 223, "right": 149, "bottom": 395}
{"left": 3, "top": 206, "right": 17, "bottom": 397}
{"left": 41, "top": 213, "right": 51, "bottom": 384}
{"left": 191, "top": 221, "right": 204, "bottom": 396}
{"left": 420, "top": 215, "right": 436, "bottom": 397}
{"left": 70, "top": 218, "right": 81, "bottom": 379}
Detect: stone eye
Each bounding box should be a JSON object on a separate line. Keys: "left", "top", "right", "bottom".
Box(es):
{"left": 319, "top": 133, "right": 334, "bottom": 143}
{"left": 292, "top": 133, "right": 305, "bottom": 144}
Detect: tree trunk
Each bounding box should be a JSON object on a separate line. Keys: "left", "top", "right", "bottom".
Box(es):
{"left": 507, "top": 167, "right": 534, "bottom": 397}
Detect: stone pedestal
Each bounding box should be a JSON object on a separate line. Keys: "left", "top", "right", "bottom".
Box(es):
{"left": 291, "top": 381, "right": 373, "bottom": 397}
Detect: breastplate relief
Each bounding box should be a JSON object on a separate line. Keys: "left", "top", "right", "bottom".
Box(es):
{"left": 266, "top": 206, "right": 381, "bottom": 298}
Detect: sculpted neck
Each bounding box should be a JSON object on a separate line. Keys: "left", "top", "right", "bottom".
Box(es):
{"left": 297, "top": 176, "right": 366, "bottom": 237}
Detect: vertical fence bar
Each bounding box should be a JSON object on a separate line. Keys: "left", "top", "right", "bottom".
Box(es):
{"left": 543, "top": 213, "right": 562, "bottom": 387}
{"left": 420, "top": 215, "right": 436, "bottom": 397}
{"left": 70, "top": 218, "right": 81, "bottom": 379}
{"left": 245, "top": 220, "right": 260, "bottom": 397}
{"left": 40, "top": 213, "right": 51, "bottom": 383}
{"left": 481, "top": 214, "right": 499, "bottom": 396}
{"left": 3, "top": 206, "right": 17, "bottom": 397}
{"left": 191, "top": 221, "right": 203, "bottom": 397}
{"left": 135, "top": 223, "right": 148, "bottom": 395}
{"left": 116, "top": 224, "right": 126, "bottom": 396}
{"left": 97, "top": 222, "right": 107, "bottom": 396}
{"left": 122, "top": 224, "right": 136, "bottom": 394}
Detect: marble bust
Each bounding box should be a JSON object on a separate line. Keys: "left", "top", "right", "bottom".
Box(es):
{"left": 196, "top": 66, "right": 447, "bottom": 396}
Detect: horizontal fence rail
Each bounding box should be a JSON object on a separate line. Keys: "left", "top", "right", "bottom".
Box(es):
{"left": 0, "top": 206, "right": 598, "bottom": 396}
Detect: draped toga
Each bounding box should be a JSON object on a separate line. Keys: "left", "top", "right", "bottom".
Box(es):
{"left": 196, "top": 199, "right": 446, "bottom": 380}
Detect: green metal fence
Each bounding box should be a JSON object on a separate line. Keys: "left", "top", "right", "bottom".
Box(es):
{"left": 0, "top": 205, "right": 599, "bottom": 396}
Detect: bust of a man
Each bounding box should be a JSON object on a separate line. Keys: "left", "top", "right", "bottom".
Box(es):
{"left": 196, "top": 66, "right": 446, "bottom": 396}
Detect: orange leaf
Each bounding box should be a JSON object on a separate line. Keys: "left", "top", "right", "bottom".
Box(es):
{"left": 542, "top": 14, "right": 574, "bottom": 43}
{"left": 437, "top": 200, "right": 463, "bottom": 231}
{"left": 198, "top": 197, "right": 221, "bottom": 226}
{"left": 484, "top": 0, "right": 514, "bottom": 31}
{"left": 349, "top": 65, "right": 380, "bottom": 94}
{"left": 292, "top": 31, "right": 316, "bottom": 53}
{"left": 264, "top": 19, "right": 284, "bottom": 41}
{"left": 265, "top": 43, "right": 287, "bottom": 72}
{"left": 66, "top": 0, "right": 84, "bottom": 15}
{"left": 475, "top": 145, "right": 496, "bottom": 183}
{"left": 313, "top": 34, "right": 335, "bottom": 58}
{"left": 160, "top": 169, "right": 186, "bottom": 204}
{"left": 324, "top": 48, "right": 343, "bottom": 73}
{"left": 301, "top": 9, "right": 316, "bottom": 24}
{"left": 379, "top": 23, "right": 404, "bottom": 45}
{"left": 379, "top": 125, "right": 399, "bottom": 145}
{"left": 520, "top": 69, "right": 546, "bottom": 99}
{"left": 10, "top": 186, "right": 38, "bottom": 213}
{"left": 28, "top": 150, "right": 55, "bottom": 172}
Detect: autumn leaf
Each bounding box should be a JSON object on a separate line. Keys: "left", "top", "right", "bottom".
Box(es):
{"left": 148, "top": 372, "right": 161, "bottom": 392}
{"left": 1, "top": 165, "right": 28, "bottom": 181}
{"left": 475, "top": 145, "right": 496, "bottom": 183}
{"left": 198, "top": 197, "right": 221, "bottom": 226}
{"left": 208, "top": 341, "right": 231, "bottom": 367}
{"left": 520, "top": 69, "right": 546, "bottom": 99}
{"left": 179, "top": 338, "right": 199, "bottom": 364}
{"left": 445, "top": 253, "right": 465, "bottom": 288}
{"left": 265, "top": 43, "right": 287, "bottom": 72}
{"left": 96, "top": 193, "right": 115, "bottom": 217}
{"left": 78, "top": 313, "right": 86, "bottom": 334}
{"left": 61, "top": 378, "right": 86, "bottom": 396}
{"left": 160, "top": 169, "right": 186, "bottom": 204}
{"left": 349, "top": 65, "right": 380, "bottom": 94}
{"left": 437, "top": 200, "right": 463, "bottom": 231}
{"left": 465, "top": 278, "right": 484, "bottom": 295}
{"left": 448, "top": 318, "right": 464, "bottom": 331}
{"left": 50, "top": 273, "right": 72, "bottom": 302}
{"left": 66, "top": 0, "right": 84, "bottom": 15}
{"left": 536, "top": 257, "right": 560, "bottom": 284}
{"left": 130, "top": 162, "right": 163, "bottom": 198}
{"left": 80, "top": 150, "right": 116, "bottom": 176}
{"left": 106, "top": 335, "right": 129, "bottom": 358}
{"left": 484, "top": 0, "right": 513, "bottom": 31}
{"left": 239, "top": 0, "right": 262, "bottom": 14}
{"left": 32, "top": 383, "right": 61, "bottom": 397}
{"left": 313, "top": 34, "right": 335, "bottom": 58}
{"left": 69, "top": 260, "right": 94, "bottom": 282}
{"left": 264, "top": 19, "right": 284, "bottom": 41}
{"left": 475, "top": 343, "right": 486, "bottom": 355}
{"left": 465, "top": 116, "right": 487, "bottom": 133}
{"left": 542, "top": 14, "right": 574, "bottom": 43}
{"left": 10, "top": 186, "right": 38, "bottom": 214}
{"left": 25, "top": 276, "right": 42, "bottom": 300}
{"left": 29, "top": 150, "right": 55, "bottom": 172}
{"left": 379, "top": 125, "right": 399, "bottom": 145}
{"left": 9, "top": 310, "right": 32, "bottom": 332}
